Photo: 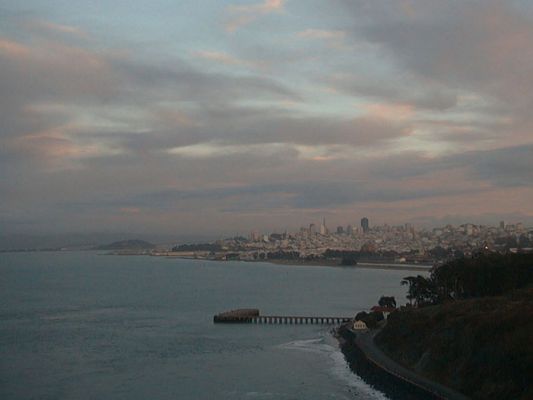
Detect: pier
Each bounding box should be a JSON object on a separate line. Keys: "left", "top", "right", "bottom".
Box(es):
{"left": 213, "top": 309, "right": 352, "bottom": 325}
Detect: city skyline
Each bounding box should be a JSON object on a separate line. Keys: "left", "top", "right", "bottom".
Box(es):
{"left": 244, "top": 216, "right": 530, "bottom": 239}
{"left": 1, "top": 1, "right": 533, "bottom": 238}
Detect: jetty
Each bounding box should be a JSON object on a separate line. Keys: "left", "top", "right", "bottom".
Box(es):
{"left": 213, "top": 309, "right": 352, "bottom": 325}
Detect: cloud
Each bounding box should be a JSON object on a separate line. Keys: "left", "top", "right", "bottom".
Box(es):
{"left": 325, "top": 73, "right": 458, "bottom": 111}
{"left": 0, "top": 38, "right": 30, "bottom": 58}
{"left": 340, "top": 1, "right": 533, "bottom": 126}
{"left": 0, "top": 28, "right": 302, "bottom": 171}
{"left": 192, "top": 49, "right": 262, "bottom": 70}
{"left": 27, "top": 20, "right": 89, "bottom": 39}
{"left": 1, "top": 6, "right": 532, "bottom": 237}
{"left": 225, "top": 0, "right": 286, "bottom": 32}
{"left": 193, "top": 50, "right": 247, "bottom": 66}
{"left": 296, "top": 29, "right": 346, "bottom": 48}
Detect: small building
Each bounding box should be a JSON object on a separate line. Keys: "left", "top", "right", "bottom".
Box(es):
{"left": 370, "top": 306, "right": 396, "bottom": 319}
{"left": 353, "top": 320, "right": 368, "bottom": 330}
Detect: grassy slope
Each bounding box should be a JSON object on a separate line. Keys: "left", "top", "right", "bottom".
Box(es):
{"left": 375, "top": 288, "right": 533, "bottom": 400}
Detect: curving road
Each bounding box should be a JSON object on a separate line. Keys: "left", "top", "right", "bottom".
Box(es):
{"left": 352, "top": 328, "right": 470, "bottom": 400}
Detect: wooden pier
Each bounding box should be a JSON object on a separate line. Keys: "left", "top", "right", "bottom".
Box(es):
{"left": 213, "top": 309, "right": 352, "bottom": 325}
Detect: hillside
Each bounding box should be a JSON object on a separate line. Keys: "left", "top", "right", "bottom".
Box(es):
{"left": 375, "top": 288, "right": 533, "bottom": 399}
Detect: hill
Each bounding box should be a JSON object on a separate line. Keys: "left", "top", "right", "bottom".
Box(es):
{"left": 375, "top": 289, "right": 532, "bottom": 399}
{"left": 374, "top": 253, "right": 533, "bottom": 399}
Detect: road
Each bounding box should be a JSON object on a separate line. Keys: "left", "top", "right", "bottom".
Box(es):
{"left": 353, "top": 328, "right": 470, "bottom": 400}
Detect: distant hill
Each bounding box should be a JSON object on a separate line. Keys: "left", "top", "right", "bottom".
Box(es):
{"left": 96, "top": 239, "right": 156, "bottom": 250}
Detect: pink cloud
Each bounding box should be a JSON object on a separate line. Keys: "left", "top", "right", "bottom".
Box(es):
{"left": 225, "top": 0, "right": 286, "bottom": 32}
{"left": 28, "top": 20, "right": 89, "bottom": 39}
{"left": 364, "top": 103, "right": 414, "bottom": 120}
{"left": 0, "top": 38, "right": 30, "bottom": 58}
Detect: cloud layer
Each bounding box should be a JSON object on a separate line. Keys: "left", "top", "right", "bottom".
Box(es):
{"left": 1, "top": 0, "right": 532, "bottom": 238}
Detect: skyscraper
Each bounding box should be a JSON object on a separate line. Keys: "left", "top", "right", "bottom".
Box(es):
{"left": 361, "top": 217, "right": 369, "bottom": 233}
{"left": 346, "top": 224, "right": 354, "bottom": 235}
{"left": 320, "top": 217, "right": 327, "bottom": 235}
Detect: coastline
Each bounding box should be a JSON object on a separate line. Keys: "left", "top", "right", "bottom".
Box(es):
{"left": 335, "top": 324, "right": 469, "bottom": 400}
{"left": 163, "top": 255, "right": 433, "bottom": 271}
{"left": 162, "top": 254, "right": 434, "bottom": 272}
{"left": 267, "top": 259, "right": 433, "bottom": 271}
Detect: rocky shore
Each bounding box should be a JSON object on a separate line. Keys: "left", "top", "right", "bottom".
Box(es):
{"left": 336, "top": 324, "right": 455, "bottom": 400}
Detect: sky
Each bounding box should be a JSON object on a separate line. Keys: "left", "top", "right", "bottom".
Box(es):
{"left": 1, "top": 0, "right": 533, "bottom": 240}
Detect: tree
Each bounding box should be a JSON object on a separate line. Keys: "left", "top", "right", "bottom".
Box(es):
{"left": 355, "top": 311, "right": 368, "bottom": 321}
{"left": 378, "top": 296, "right": 396, "bottom": 308}
{"left": 401, "top": 254, "right": 533, "bottom": 307}
{"left": 401, "top": 275, "right": 437, "bottom": 307}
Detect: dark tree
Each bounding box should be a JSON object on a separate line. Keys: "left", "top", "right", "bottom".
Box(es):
{"left": 378, "top": 296, "right": 397, "bottom": 308}
{"left": 402, "top": 254, "right": 533, "bottom": 307}
{"left": 355, "top": 311, "right": 368, "bottom": 321}
{"left": 401, "top": 275, "right": 438, "bottom": 307}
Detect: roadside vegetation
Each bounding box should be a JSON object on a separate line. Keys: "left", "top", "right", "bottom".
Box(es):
{"left": 375, "top": 253, "right": 533, "bottom": 399}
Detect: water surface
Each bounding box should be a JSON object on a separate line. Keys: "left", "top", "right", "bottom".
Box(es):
{"left": 0, "top": 251, "right": 416, "bottom": 399}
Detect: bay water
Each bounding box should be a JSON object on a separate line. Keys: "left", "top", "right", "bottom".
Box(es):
{"left": 0, "top": 251, "right": 415, "bottom": 399}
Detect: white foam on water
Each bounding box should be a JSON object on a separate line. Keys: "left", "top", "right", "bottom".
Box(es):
{"left": 278, "top": 337, "right": 390, "bottom": 400}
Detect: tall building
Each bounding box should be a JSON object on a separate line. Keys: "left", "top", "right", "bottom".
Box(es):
{"left": 346, "top": 224, "right": 354, "bottom": 235}
{"left": 320, "top": 217, "right": 327, "bottom": 235}
{"left": 336, "top": 226, "right": 344, "bottom": 234}
{"left": 250, "top": 231, "right": 261, "bottom": 242}
{"left": 309, "top": 223, "right": 317, "bottom": 234}
{"left": 499, "top": 220, "right": 505, "bottom": 230}
{"left": 361, "top": 217, "right": 369, "bottom": 233}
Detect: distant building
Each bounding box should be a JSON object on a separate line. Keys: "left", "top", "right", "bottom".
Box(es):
{"left": 346, "top": 225, "right": 354, "bottom": 235}
{"left": 250, "top": 231, "right": 261, "bottom": 242}
{"left": 309, "top": 223, "right": 317, "bottom": 234}
{"left": 353, "top": 320, "right": 368, "bottom": 330}
{"left": 361, "top": 217, "right": 369, "bottom": 233}
{"left": 370, "top": 306, "right": 395, "bottom": 319}
{"left": 336, "top": 226, "right": 344, "bottom": 234}
{"left": 500, "top": 220, "right": 505, "bottom": 230}
{"left": 320, "top": 217, "right": 328, "bottom": 235}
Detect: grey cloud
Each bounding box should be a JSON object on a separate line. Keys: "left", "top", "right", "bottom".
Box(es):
{"left": 107, "top": 180, "right": 474, "bottom": 212}
{"left": 2, "top": 141, "right": 531, "bottom": 235}
{"left": 368, "top": 144, "right": 533, "bottom": 188}
{"left": 113, "top": 58, "right": 301, "bottom": 104}
{"left": 459, "top": 145, "right": 533, "bottom": 187}
{"left": 72, "top": 104, "right": 410, "bottom": 153}
{"left": 327, "top": 75, "right": 458, "bottom": 111}
{"left": 341, "top": 1, "right": 533, "bottom": 111}
{"left": 2, "top": 6, "right": 532, "bottom": 237}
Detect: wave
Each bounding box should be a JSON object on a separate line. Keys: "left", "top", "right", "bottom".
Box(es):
{"left": 278, "top": 337, "right": 390, "bottom": 400}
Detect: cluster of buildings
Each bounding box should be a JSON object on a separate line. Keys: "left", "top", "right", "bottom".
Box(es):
{"left": 208, "top": 218, "right": 533, "bottom": 263}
